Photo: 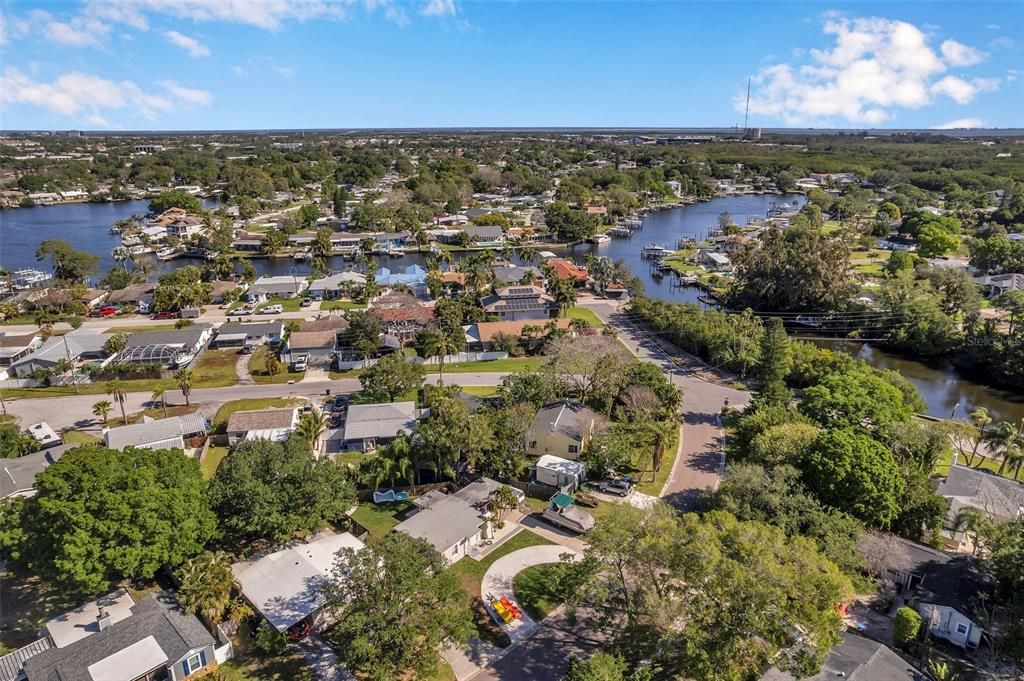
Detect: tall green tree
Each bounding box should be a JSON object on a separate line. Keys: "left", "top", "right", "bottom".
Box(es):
{"left": 20, "top": 446, "right": 216, "bottom": 594}
{"left": 177, "top": 550, "right": 234, "bottom": 623}
{"left": 358, "top": 353, "right": 425, "bottom": 401}
{"left": 35, "top": 240, "right": 100, "bottom": 283}
{"left": 321, "top": 533, "right": 473, "bottom": 681}
{"left": 208, "top": 437, "right": 355, "bottom": 542}
{"left": 755, "top": 317, "right": 792, "bottom": 405}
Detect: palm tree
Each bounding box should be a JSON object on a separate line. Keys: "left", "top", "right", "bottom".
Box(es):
{"left": 151, "top": 387, "right": 168, "bottom": 417}
{"left": 111, "top": 246, "right": 132, "bottom": 272}
{"left": 966, "top": 407, "right": 992, "bottom": 466}
{"left": 92, "top": 400, "right": 113, "bottom": 425}
{"left": 296, "top": 409, "right": 329, "bottom": 456}
{"left": 177, "top": 550, "right": 234, "bottom": 623}
{"left": 437, "top": 249, "right": 454, "bottom": 271}
{"left": 174, "top": 369, "right": 194, "bottom": 406}
{"left": 984, "top": 421, "right": 1024, "bottom": 476}
{"left": 106, "top": 379, "right": 128, "bottom": 423}
{"left": 551, "top": 278, "right": 577, "bottom": 317}
{"left": 640, "top": 418, "right": 677, "bottom": 482}
{"left": 424, "top": 330, "right": 460, "bottom": 385}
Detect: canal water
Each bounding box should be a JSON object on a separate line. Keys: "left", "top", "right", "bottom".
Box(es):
{"left": 2, "top": 194, "right": 1021, "bottom": 422}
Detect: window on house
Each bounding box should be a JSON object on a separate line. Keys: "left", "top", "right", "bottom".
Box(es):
{"left": 956, "top": 623, "right": 970, "bottom": 635}
{"left": 568, "top": 445, "right": 579, "bottom": 454}
{"left": 529, "top": 441, "right": 537, "bottom": 449}
{"left": 184, "top": 652, "right": 204, "bottom": 674}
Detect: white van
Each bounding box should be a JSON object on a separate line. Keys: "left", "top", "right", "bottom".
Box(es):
{"left": 261, "top": 304, "right": 283, "bottom": 315}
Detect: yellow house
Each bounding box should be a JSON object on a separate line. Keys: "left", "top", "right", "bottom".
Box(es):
{"left": 526, "top": 400, "right": 599, "bottom": 461}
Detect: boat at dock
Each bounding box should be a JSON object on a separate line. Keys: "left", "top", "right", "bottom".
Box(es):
{"left": 156, "top": 247, "right": 178, "bottom": 261}
{"left": 588, "top": 234, "right": 611, "bottom": 244}
{"left": 293, "top": 250, "right": 310, "bottom": 261}
{"left": 608, "top": 227, "right": 632, "bottom": 237}
{"left": 641, "top": 244, "right": 673, "bottom": 259}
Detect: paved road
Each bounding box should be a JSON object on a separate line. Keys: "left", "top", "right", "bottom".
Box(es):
{"left": 2, "top": 372, "right": 510, "bottom": 432}
{"left": 579, "top": 299, "right": 751, "bottom": 511}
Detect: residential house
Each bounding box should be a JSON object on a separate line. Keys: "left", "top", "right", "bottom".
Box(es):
{"left": 26, "top": 422, "right": 62, "bottom": 449}
{"left": 18, "top": 591, "right": 219, "bottom": 681}
{"left": 0, "top": 447, "right": 66, "bottom": 499}
{"left": 546, "top": 258, "right": 589, "bottom": 285}
{"left": 342, "top": 401, "right": 418, "bottom": 451}
{"left": 0, "top": 333, "right": 41, "bottom": 368}
{"left": 877, "top": 237, "right": 919, "bottom": 252}
{"left": 117, "top": 325, "right": 211, "bottom": 367}
{"left": 534, "top": 454, "right": 586, "bottom": 491}
{"left": 232, "top": 531, "right": 366, "bottom": 634}
{"left": 226, "top": 407, "right": 299, "bottom": 444}
{"left": 9, "top": 331, "right": 111, "bottom": 379}
{"left": 284, "top": 331, "right": 337, "bottom": 366}
{"left": 860, "top": 534, "right": 986, "bottom": 649}
{"left": 375, "top": 265, "right": 428, "bottom": 294}
{"left": 463, "top": 224, "right": 505, "bottom": 246}
{"left": 463, "top": 318, "right": 571, "bottom": 352}
{"left": 665, "top": 180, "right": 683, "bottom": 197}
{"left": 246, "top": 275, "right": 307, "bottom": 303}
{"left": 583, "top": 204, "right": 607, "bottom": 216}
{"left": 371, "top": 291, "right": 434, "bottom": 341}
{"left": 974, "top": 273, "right": 1024, "bottom": 298}
{"left": 526, "top": 400, "right": 599, "bottom": 461}
{"left": 393, "top": 477, "right": 509, "bottom": 564}
{"left": 492, "top": 264, "right": 542, "bottom": 286}
{"left": 212, "top": 321, "right": 283, "bottom": 349}
{"left": 103, "top": 413, "right": 208, "bottom": 451}
{"left": 936, "top": 465, "right": 1024, "bottom": 552}
{"left": 760, "top": 632, "right": 924, "bottom": 681}
{"left": 298, "top": 316, "right": 350, "bottom": 334}
{"left": 208, "top": 280, "right": 243, "bottom": 304}
{"left": 166, "top": 216, "right": 204, "bottom": 240}
{"left": 481, "top": 285, "right": 558, "bottom": 321}
{"left": 700, "top": 251, "right": 732, "bottom": 271}
{"left": 308, "top": 271, "right": 367, "bottom": 300}
{"left": 231, "top": 232, "right": 265, "bottom": 252}
{"left": 105, "top": 283, "right": 156, "bottom": 313}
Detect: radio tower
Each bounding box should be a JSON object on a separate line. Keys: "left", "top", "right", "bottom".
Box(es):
{"left": 743, "top": 77, "right": 751, "bottom": 131}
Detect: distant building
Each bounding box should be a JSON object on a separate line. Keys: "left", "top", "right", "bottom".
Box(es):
{"left": 103, "top": 413, "right": 208, "bottom": 451}
{"left": 480, "top": 285, "right": 558, "bottom": 321}
{"left": 526, "top": 400, "right": 600, "bottom": 461}
{"left": 246, "top": 275, "right": 307, "bottom": 302}
{"left": 226, "top": 407, "right": 299, "bottom": 444}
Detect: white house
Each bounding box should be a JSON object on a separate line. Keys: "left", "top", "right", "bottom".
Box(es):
{"left": 534, "top": 454, "right": 586, "bottom": 491}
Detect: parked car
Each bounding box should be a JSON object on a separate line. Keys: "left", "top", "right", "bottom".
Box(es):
{"left": 261, "top": 304, "right": 283, "bottom": 315}
{"left": 541, "top": 493, "right": 595, "bottom": 533}
{"left": 152, "top": 311, "right": 177, "bottom": 320}
{"left": 293, "top": 354, "right": 308, "bottom": 371}
{"left": 93, "top": 306, "right": 118, "bottom": 318}
{"left": 300, "top": 297, "right": 312, "bottom": 307}
{"left": 598, "top": 478, "right": 634, "bottom": 497}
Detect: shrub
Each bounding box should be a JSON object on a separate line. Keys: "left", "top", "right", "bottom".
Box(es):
{"left": 894, "top": 606, "right": 922, "bottom": 648}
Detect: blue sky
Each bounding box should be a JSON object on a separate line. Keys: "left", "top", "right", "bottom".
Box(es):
{"left": 0, "top": 1, "right": 1021, "bottom": 130}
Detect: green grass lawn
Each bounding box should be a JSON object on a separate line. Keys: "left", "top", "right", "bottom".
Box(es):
{"left": 320, "top": 300, "right": 366, "bottom": 311}
{"left": 455, "top": 385, "right": 499, "bottom": 397}
{"left": 935, "top": 450, "right": 1024, "bottom": 482}
{"left": 211, "top": 397, "right": 306, "bottom": 433}
{"left": 248, "top": 345, "right": 303, "bottom": 384}
{"left": 443, "top": 356, "right": 548, "bottom": 374}
{"left": 447, "top": 529, "right": 553, "bottom": 598}
{"left": 256, "top": 297, "right": 303, "bottom": 313}
{"left": 334, "top": 451, "right": 373, "bottom": 468}
{"left": 190, "top": 349, "right": 242, "bottom": 388}
{"left": 349, "top": 499, "right": 415, "bottom": 538}
{"left": 217, "top": 626, "right": 314, "bottom": 681}
{"left": 201, "top": 446, "right": 229, "bottom": 480}
{"left": 512, "top": 563, "right": 567, "bottom": 620}
{"left": 566, "top": 307, "right": 605, "bottom": 328}
{"left": 102, "top": 324, "right": 179, "bottom": 333}
{"left": 60, "top": 430, "right": 100, "bottom": 446}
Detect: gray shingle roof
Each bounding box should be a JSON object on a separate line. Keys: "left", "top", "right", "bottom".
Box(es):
{"left": 760, "top": 632, "right": 924, "bottom": 681}
{"left": 343, "top": 402, "right": 417, "bottom": 442}
{"left": 125, "top": 325, "right": 210, "bottom": 349}
{"left": 529, "top": 400, "right": 598, "bottom": 442}
{"left": 0, "top": 448, "right": 66, "bottom": 499}
{"left": 393, "top": 496, "right": 485, "bottom": 554}
{"left": 937, "top": 464, "right": 1024, "bottom": 522}
{"left": 23, "top": 594, "right": 215, "bottom": 681}
{"left": 226, "top": 408, "right": 297, "bottom": 434}
{"left": 104, "top": 413, "right": 207, "bottom": 451}
{"left": 216, "top": 321, "right": 283, "bottom": 339}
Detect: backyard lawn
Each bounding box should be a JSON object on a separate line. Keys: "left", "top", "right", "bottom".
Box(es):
{"left": 211, "top": 397, "right": 307, "bottom": 433}
{"left": 217, "top": 626, "right": 314, "bottom": 681}
{"left": 190, "top": 349, "right": 243, "bottom": 388}
{"left": 256, "top": 297, "right": 303, "bottom": 313}
{"left": 201, "top": 446, "right": 229, "bottom": 480}
{"left": 566, "top": 307, "right": 605, "bottom": 328}
{"left": 349, "top": 500, "right": 415, "bottom": 538}
{"left": 935, "top": 450, "right": 1024, "bottom": 482}
{"left": 60, "top": 430, "right": 100, "bottom": 446}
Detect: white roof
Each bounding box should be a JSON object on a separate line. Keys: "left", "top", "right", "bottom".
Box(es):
{"left": 87, "top": 635, "right": 167, "bottom": 681}
{"left": 46, "top": 589, "right": 136, "bottom": 648}
{"left": 232, "top": 532, "right": 365, "bottom": 632}
{"left": 343, "top": 401, "right": 417, "bottom": 442}
{"left": 536, "top": 454, "right": 585, "bottom": 475}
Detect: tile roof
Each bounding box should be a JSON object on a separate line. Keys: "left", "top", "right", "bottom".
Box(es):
{"left": 548, "top": 258, "right": 588, "bottom": 281}
{"left": 471, "top": 318, "right": 571, "bottom": 343}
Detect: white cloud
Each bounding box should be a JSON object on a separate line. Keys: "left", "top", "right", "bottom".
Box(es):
{"left": 164, "top": 29, "right": 210, "bottom": 57}
{"left": 44, "top": 15, "right": 111, "bottom": 48}
{"left": 0, "top": 13, "right": 31, "bottom": 44}
{"left": 989, "top": 36, "right": 1018, "bottom": 51}
{"left": 231, "top": 65, "right": 248, "bottom": 77}
{"left": 157, "top": 80, "right": 213, "bottom": 105}
{"left": 128, "top": 0, "right": 347, "bottom": 31}
{"left": 85, "top": 1, "right": 149, "bottom": 31}
{"left": 0, "top": 67, "right": 174, "bottom": 122}
{"left": 272, "top": 66, "right": 296, "bottom": 78}
{"left": 422, "top": 0, "right": 457, "bottom": 17}
{"left": 985, "top": 24, "right": 1001, "bottom": 30}
{"left": 934, "top": 118, "right": 985, "bottom": 129}
{"left": 741, "top": 16, "right": 1000, "bottom": 125}
{"left": 1008, "top": 69, "right": 1023, "bottom": 82}
{"left": 940, "top": 39, "right": 986, "bottom": 66}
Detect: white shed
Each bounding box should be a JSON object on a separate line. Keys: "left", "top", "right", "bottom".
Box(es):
{"left": 534, "top": 454, "right": 586, "bottom": 491}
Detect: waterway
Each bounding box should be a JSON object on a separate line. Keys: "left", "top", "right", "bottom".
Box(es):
{"left": 1, "top": 194, "right": 1021, "bottom": 423}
